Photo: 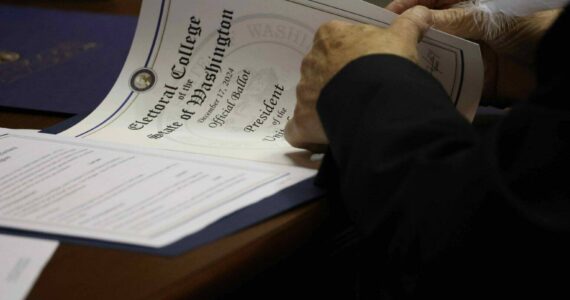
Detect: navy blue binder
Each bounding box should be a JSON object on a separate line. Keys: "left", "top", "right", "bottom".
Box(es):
{"left": 0, "top": 5, "right": 136, "bottom": 114}
{"left": 0, "top": 111, "right": 325, "bottom": 256}
{"left": 0, "top": 177, "right": 322, "bottom": 256}
{"left": 0, "top": 113, "right": 324, "bottom": 255}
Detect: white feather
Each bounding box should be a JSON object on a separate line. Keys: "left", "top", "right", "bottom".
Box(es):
{"left": 477, "top": 0, "right": 570, "bottom": 16}
{"left": 452, "top": 0, "right": 569, "bottom": 40}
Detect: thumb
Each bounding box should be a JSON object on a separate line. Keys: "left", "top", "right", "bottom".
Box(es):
{"left": 431, "top": 8, "right": 489, "bottom": 40}
{"left": 389, "top": 5, "right": 433, "bottom": 43}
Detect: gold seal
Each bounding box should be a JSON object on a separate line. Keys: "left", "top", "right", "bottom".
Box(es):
{"left": 0, "top": 51, "right": 20, "bottom": 63}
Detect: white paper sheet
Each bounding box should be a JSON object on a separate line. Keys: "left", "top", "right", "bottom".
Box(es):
{"left": 59, "top": 0, "right": 483, "bottom": 165}
{"left": 0, "top": 129, "right": 314, "bottom": 247}
{"left": 0, "top": 234, "right": 58, "bottom": 300}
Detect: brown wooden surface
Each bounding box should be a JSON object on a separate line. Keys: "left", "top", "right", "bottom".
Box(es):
{"left": 0, "top": 1, "right": 327, "bottom": 299}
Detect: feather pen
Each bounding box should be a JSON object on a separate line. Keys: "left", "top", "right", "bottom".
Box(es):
{"left": 471, "top": 0, "right": 570, "bottom": 16}
{"left": 452, "top": 0, "right": 570, "bottom": 40}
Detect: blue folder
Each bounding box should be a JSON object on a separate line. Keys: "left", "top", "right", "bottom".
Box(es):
{"left": 0, "top": 5, "right": 136, "bottom": 114}
{"left": 0, "top": 116, "right": 324, "bottom": 256}
{"left": 0, "top": 176, "right": 322, "bottom": 256}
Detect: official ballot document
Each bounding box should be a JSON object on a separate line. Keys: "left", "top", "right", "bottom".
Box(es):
{"left": 0, "top": 0, "right": 483, "bottom": 248}
{"left": 60, "top": 0, "right": 483, "bottom": 165}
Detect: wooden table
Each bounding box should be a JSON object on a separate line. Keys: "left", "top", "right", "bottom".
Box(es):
{"left": 0, "top": 1, "right": 327, "bottom": 298}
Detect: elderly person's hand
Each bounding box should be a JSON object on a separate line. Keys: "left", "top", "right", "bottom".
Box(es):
{"left": 386, "top": 0, "right": 460, "bottom": 13}
{"left": 284, "top": 6, "right": 433, "bottom": 152}
{"left": 387, "top": 0, "right": 560, "bottom": 106}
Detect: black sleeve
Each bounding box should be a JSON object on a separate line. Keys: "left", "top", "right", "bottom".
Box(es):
{"left": 317, "top": 54, "right": 486, "bottom": 244}
{"left": 315, "top": 54, "right": 570, "bottom": 298}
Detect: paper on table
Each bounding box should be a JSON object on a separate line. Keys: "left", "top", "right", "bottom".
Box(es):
{"left": 59, "top": 0, "right": 483, "bottom": 165}
{"left": 0, "top": 129, "right": 314, "bottom": 247}
{"left": 0, "top": 234, "right": 58, "bottom": 300}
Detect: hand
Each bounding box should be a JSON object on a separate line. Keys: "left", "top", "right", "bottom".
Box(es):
{"left": 285, "top": 6, "right": 433, "bottom": 152}
{"left": 386, "top": 0, "right": 561, "bottom": 106}
{"left": 386, "top": 0, "right": 461, "bottom": 14}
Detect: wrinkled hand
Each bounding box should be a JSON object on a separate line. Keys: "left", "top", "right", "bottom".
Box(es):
{"left": 284, "top": 6, "right": 433, "bottom": 152}
{"left": 387, "top": 0, "right": 560, "bottom": 106}
{"left": 386, "top": 0, "right": 460, "bottom": 14}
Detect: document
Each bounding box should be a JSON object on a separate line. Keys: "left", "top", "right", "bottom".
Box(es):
{"left": 60, "top": 0, "right": 483, "bottom": 165}
{"left": 0, "top": 234, "right": 58, "bottom": 300}
{"left": 0, "top": 0, "right": 483, "bottom": 249}
{"left": 0, "top": 129, "right": 314, "bottom": 247}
